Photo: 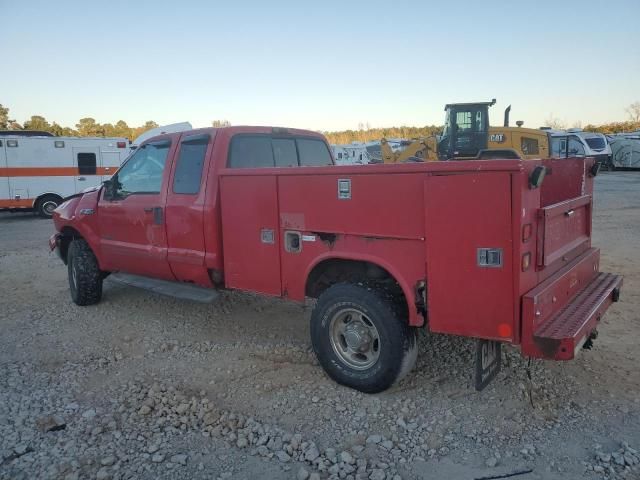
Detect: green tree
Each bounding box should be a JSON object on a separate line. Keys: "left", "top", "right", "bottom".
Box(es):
{"left": 112, "top": 120, "right": 132, "bottom": 138}
{"left": 23, "top": 115, "right": 52, "bottom": 132}
{"left": 131, "top": 121, "right": 159, "bottom": 140}
{"left": 50, "top": 122, "right": 78, "bottom": 136}
{"left": 0, "top": 103, "right": 16, "bottom": 129}
{"left": 76, "top": 117, "right": 104, "bottom": 137}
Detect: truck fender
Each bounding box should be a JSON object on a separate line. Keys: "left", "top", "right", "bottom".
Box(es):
{"left": 304, "top": 252, "right": 424, "bottom": 327}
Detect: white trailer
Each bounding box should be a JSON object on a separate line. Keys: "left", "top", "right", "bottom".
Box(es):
{"left": 0, "top": 133, "right": 130, "bottom": 217}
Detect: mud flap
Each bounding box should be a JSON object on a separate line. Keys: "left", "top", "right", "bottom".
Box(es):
{"left": 475, "top": 339, "right": 501, "bottom": 391}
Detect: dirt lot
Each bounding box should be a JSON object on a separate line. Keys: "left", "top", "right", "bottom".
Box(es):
{"left": 1, "top": 172, "right": 638, "bottom": 480}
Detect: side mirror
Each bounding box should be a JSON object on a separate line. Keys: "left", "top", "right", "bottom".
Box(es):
{"left": 529, "top": 166, "right": 546, "bottom": 189}
{"left": 102, "top": 178, "right": 116, "bottom": 200}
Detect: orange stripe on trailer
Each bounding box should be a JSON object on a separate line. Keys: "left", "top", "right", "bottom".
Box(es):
{"left": 0, "top": 167, "right": 115, "bottom": 177}
{"left": 0, "top": 199, "right": 35, "bottom": 208}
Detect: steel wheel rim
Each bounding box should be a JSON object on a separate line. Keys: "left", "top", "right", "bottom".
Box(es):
{"left": 42, "top": 201, "right": 57, "bottom": 215}
{"left": 329, "top": 308, "right": 381, "bottom": 370}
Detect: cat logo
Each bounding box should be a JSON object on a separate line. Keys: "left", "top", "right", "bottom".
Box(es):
{"left": 490, "top": 133, "right": 505, "bottom": 143}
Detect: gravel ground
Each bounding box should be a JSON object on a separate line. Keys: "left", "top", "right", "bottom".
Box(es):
{"left": 0, "top": 172, "right": 639, "bottom": 480}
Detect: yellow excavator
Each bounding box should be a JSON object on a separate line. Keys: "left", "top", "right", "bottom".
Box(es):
{"left": 380, "top": 99, "right": 551, "bottom": 163}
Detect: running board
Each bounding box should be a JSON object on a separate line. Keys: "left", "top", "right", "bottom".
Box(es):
{"left": 109, "top": 273, "right": 220, "bottom": 303}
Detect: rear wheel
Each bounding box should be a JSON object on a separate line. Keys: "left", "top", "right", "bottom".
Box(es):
{"left": 67, "top": 239, "right": 103, "bottom": 306}
{"left": 36, "top": 194, "right": 62, "bottom": 218}
{"left": 310, "top": 283, "right": 417, "bottom": 393}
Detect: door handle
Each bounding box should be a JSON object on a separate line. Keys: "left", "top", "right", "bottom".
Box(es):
{"left": 78, "top": 177, "right": 86, "bottom": 181}
{"left": 144, "top": 206, "right": 163, "bottom": 224}
{"left": 565, "top": 209, "right": 575, "bottom": 217}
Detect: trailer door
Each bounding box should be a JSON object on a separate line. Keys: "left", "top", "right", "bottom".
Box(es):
{"left": 0, "top": 140, "right": 10, "bottom": 204}
{"left": 72, "top": 146, "right": 102, "bottom": 190}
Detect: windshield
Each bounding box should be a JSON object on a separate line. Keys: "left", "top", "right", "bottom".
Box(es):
{"left": 114, "top": 140, "right": 171, "bottom": 195}
{"left": 585, "top": 137, "right": 606, "bottom": 150}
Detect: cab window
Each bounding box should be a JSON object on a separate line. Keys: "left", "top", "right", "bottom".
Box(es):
{"left": 273, "top": 138, "right": 298, "bottom": 167}
{"left": 228, "top": 135, "right": 333, "bottom": 168}
{"left": 296, "top": 138, "right": 333, "bottom": 166}
{"left": 173, "top": 134, "right": 209, "bottom": 194}
{"left": 228, "top": 135, "right": 274, "bottom": 168}
{"left": 114, "top": 140, "right": 171, "bottom": 196}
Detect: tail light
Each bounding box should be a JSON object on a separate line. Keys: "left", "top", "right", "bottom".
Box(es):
{"left": 522, "top": 252, "right": 531, "bottom": 271}
{"left": 117, "top": 141, "right": 127, "bottom": 148}
{"left": 522, "top": 223, "right": 532, "bottom": 243}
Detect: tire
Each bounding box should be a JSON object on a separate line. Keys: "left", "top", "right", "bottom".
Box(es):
{"left": 67, "top": 239, "right": 103, "bottom": 306}
{"left": 310, "top": 283, "right": 418, "bottom": 393}
{"left": 36, "top": 195, "right": 62, "bottom": 219}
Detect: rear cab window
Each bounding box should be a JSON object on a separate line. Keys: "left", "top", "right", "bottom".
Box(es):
{"left": 228, "top": 134, "right": 333, "bottom": 168}
{"left": 173, "top": 134, "right": 209, "bottom": 194}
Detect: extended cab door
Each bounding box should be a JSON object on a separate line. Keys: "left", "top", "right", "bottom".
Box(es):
{"left": 164, "top": 132, "right": 213, "bottom": 286}
{"left": 97, "top": 137, "right": 176, "bottom": 279}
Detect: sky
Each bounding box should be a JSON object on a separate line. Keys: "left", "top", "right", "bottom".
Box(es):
{"left": 1, "top": 0, "right": 639, "bottom": 132}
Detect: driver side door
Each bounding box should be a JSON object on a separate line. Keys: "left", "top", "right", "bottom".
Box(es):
{"left": 97, "top": 136, "right": 177, "bottom": 280}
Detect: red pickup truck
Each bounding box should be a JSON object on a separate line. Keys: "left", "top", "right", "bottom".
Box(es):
{"left": 49, "top": 126, "right": 622, "bottom": 393}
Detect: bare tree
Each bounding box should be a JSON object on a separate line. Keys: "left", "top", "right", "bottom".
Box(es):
{"left": 626, "top": 102, "right": 640, "bottom": 122}
{"left": 545, "top": 114, "right": 566, "bottom": 130}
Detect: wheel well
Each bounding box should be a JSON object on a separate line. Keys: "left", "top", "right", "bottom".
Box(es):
{"left": 59, "top": 227, "right": 83, "bottom": 264}
{"left": 305, "top": 259, "right": 409, "bottom": 318}
{"left": 35, "top": 193, "right": 63, "bottom": 207}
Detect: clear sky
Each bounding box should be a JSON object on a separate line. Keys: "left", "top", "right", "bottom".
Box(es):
{"left": 1, "top": 0, "right": 639, "bottom": 131}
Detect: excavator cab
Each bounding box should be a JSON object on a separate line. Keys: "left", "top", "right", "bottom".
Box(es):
{"left": 438, "top": 99, "right": 495, "bottom": 159}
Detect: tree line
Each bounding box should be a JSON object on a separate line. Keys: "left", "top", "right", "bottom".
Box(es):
{"left": 2, "top": 102, "right": 639, "bottom": 144}
{"left": 0, "top": 104, "right": 160, "bottom": 140}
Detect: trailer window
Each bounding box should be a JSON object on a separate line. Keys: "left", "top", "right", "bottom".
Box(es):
{"left": 273, "top": 138, "right": 298, "bottom": 167}
{"left": 228, "top": 135, "right": 274, "bottom": 168}
{"left": 585, "top": 137, "right": 606, "bottom": 150}
{"left": 521, "top": 137, "right": 539, "bottom": 155}
{"left": 173, "top": 134, "right": 209, "bottom": 194}
{"left": 296, "top": 138, "right": 332, "bottom": 166}
{"left": 77, "top": 153, "right": 97, "bottom": 175}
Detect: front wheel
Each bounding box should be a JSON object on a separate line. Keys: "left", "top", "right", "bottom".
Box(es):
{"left": 310, "top": 283, "right": 417, "bottom": 393}
{"left": 67, "top": 239, "right": 103, "bottom": 306}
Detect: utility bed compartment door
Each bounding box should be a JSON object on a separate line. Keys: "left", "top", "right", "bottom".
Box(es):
{"left": 424, "top": 173, "right": 514, "bottom": 340}
{"left": 537, "top": 195, "right": 591, "bottom": 267}
{"left": 220, "top": 175, "right": 282, "bottom": 296}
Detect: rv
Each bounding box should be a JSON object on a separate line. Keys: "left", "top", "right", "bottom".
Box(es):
{"left": 0, "top": 132, "right": 131, "bottom": 217}
{"left": 544, "top": 128, "right": 611, "bottom": 166}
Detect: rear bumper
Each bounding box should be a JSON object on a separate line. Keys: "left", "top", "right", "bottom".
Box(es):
{"left": 521, "top": 248, "right": 622, "bottom": 360}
